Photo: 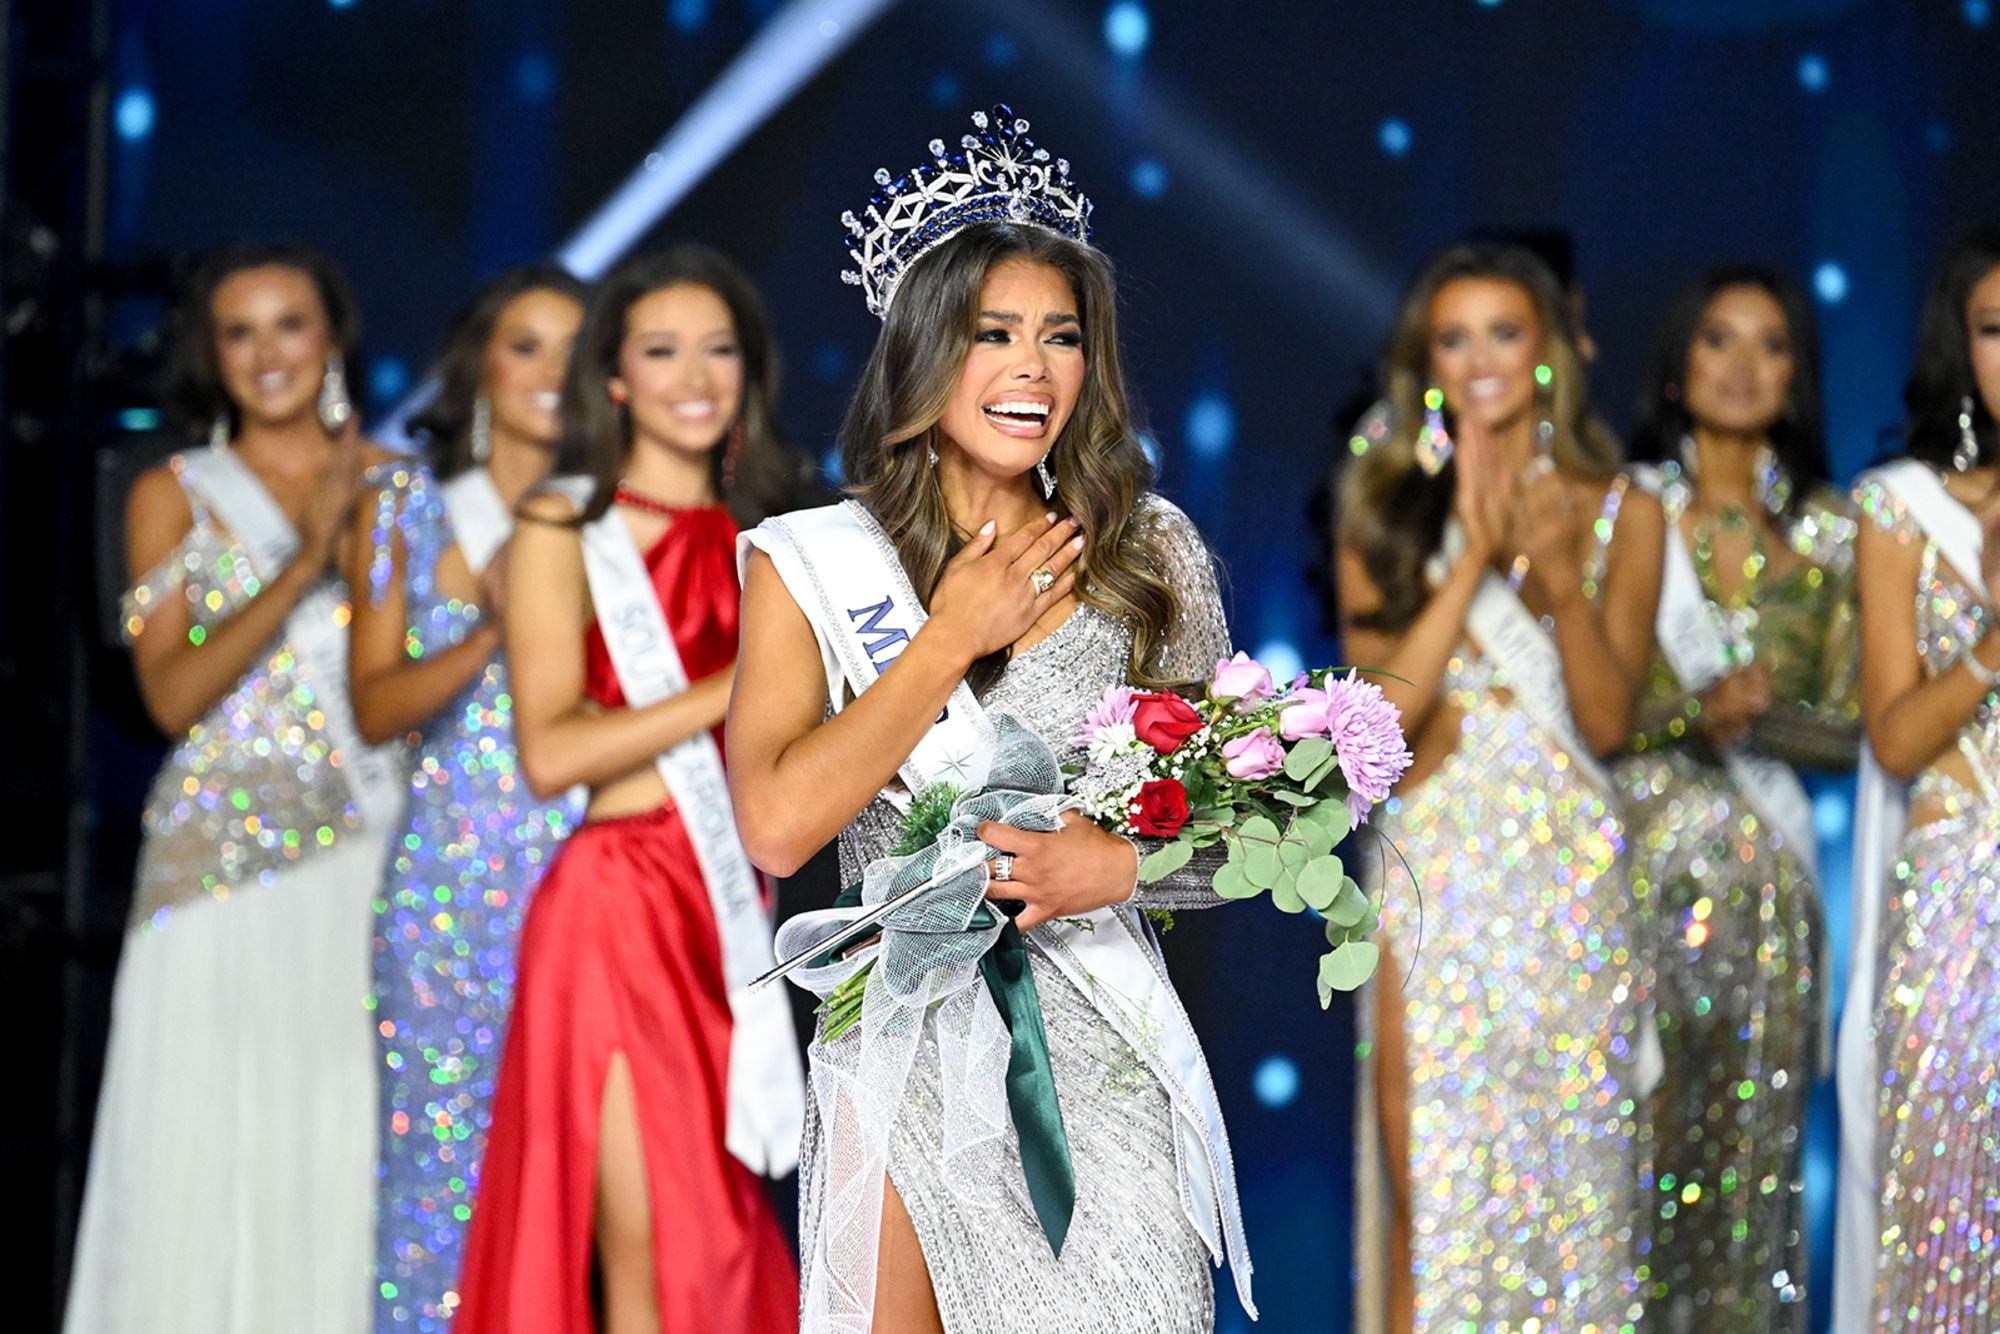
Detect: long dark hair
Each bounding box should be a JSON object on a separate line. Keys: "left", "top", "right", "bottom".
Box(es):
{"left": 1903, "top": 222, "right": 2000, "bottom": 470}
{"left": 1338, "top": 243, "right": 1616, "bottom": 633}
{"left": 1630, "top": 265, "right": 1828, "bottom": 508}
{"left": 163, "top": 242, "right": 363, "bottom": 439}
{"left": 409, "top": 263, "right": 588, "bottom": 479}
{"left": 553, "top": 245, "right": 802, "bottom": 526}
{"left": 839, "top": 220, "right": 1181, "bottom": 690}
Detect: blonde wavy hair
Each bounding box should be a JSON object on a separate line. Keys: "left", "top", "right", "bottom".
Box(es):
{"left": 1340, "top": 242, "right": 1618, "bottom": 631}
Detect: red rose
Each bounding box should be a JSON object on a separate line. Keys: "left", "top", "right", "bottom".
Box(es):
{"left": 1130, "top": 691, "right": 1203, "bottom": 754}
{"left": 1131, "top": 779, "right": 1191, "bottom": 838}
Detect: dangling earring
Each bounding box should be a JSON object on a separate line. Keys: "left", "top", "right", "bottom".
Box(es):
{"left": 1533, "top": 363, "right": 1556, "bottom": 456}
{"left": 318, "top": 354, "right": 354, "bottom": 434}
{"left": 1956, "top": 394, "right": 1981, "bottom": 472}
{"left": 926, "top": 435, "right": 939, "bottom": 467}
{"left": 721, "top": 419, "right": 744, "bottom": 491}
{"left": 470, "top": 395, "right": 493, "bottom": 465}
{"left": 208, "top": 413, "right": 231, "bottom": 452}
{"left": 1414, "top": 386, "right": 1453, "bottom": 476}
{"left": 1035, "top": 452, "right": 1056, "bottom": 500}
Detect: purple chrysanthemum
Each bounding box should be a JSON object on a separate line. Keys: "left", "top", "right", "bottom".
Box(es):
{"left": 1074, "top": 684, "right": 1138, "bottom": 747}
{"left": 1320, "top": 670, "right": 1413, "bottom": 820}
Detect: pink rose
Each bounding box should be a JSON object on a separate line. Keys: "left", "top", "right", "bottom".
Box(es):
{"left": 1221, "top": 727, "right": 1285, "bottom": 781}
{"left": 1210, "top": 652, "right": 1274, "bottom": 708}
{"left": 1278, "top": 687, "right": 1332, "bottom": 741}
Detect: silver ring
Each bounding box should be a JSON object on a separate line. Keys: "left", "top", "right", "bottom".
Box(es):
{"left": 1029, "top": 567, "right": 1055, "bottom": 595}
{"left": 991, "top": 853, "right": 1015, "bottom": 883}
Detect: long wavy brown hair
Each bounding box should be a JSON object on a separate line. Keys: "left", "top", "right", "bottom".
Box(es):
{"left": 839, "top": 221, "right": 1182, "bottom": 689}
{"left": 1339, "top": 242, "right": 1619, "bottom": 632}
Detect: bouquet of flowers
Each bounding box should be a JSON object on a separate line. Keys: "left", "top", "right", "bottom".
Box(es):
{"left": 1072, "top": 652, "right": 1414, "bottom": 1006}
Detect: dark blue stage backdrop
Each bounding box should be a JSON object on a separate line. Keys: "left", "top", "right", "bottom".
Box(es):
{"left": 95, "top": 1, "right": 2000, "bottom": 1329}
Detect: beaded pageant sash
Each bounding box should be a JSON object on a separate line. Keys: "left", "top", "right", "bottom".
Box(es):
{"left": 565, "top": 484, "right": 805, "bottom": 1177}
{"left": 741, "top": 501, "right": 1256, "bottom": 1330}
{"left": 1831, "top": 459, "right": 1985, "bottom": 1334}
{"left": 179, "top": 443, "right": 404, "bottom": 830}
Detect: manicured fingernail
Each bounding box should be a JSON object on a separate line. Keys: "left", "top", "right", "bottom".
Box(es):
{"left": 1071, "top": 536, "right": 1084, "bottom": 550}
{"left": 979, "top": 520, "right": 996, "bottom": 535}
{"left": 1045, "top": 511, "right": 1058, "bottom": 524}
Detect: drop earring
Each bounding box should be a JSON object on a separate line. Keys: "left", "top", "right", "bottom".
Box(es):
{"left": 209, "top": 413, "right": 231, "bottom": 452}
{"left": 1533, "top": 363, "right": 1556, "bottom": 455}
{"left": 1956, "top": 394, "right": 1981, "bottom": 472}
{"left": 1414, "top": 386, "right": 1453, "bottom": 476}
{"left": 470, "top": 395, "right": 493, "bottom": 465}
{"left": 318, "top": 354, "right": 354, "bottom": 434}
{"left": 1035, "top": 452, "right": 1056, "bottom": 500}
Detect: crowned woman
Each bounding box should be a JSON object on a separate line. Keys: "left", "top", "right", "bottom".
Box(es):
{"left": 727, "top": 108, "right": 1255, "bottom": 1333}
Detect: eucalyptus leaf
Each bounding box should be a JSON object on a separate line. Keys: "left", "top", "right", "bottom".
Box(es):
{"left": 1212, "top": 861, "right": 1260, "bottom": 900}
{"left": 1138, "top": 838, "right": 1194, "bottom": 884}
{"left": 1283, "top": 737, "right": 1333, "bottom": 782}
{"left": 1271, "top": 789, "right": 1316, "bottom": 806}
{"left": 1298, "top": 817, "right": 1335, "bottom": 857}
{"left": 1278, "top": 836, "right": 1312, "bottom": 870}
{"left": 1244, "top": 843, "right": 1282, "bottom": 890}
{"left": 1271, "top": 868, "right": 1306, "bottom": 914}
{"left": 1298, "top": 855, "right": 1345, "bottom": 912}
{"left": 1320, "top": 939, "right": 1381, "bottom": 992}
{"left": 1304, "top": 754, "right": 1341, "bottom": 793}
{"left": 1327, "top": 878, "right": 1370, "bottom": 928}
{"left": 1238, "top": 814, "right": 1280, "bottom": 845}
{"left": 1303, "top": 799, "right": 1354, "bottom": 843}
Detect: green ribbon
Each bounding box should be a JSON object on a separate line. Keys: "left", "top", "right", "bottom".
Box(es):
{"left": 825, "top": 884, "right": 1076, "bottom": 1256}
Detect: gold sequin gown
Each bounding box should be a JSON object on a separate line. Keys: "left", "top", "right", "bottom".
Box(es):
{"left": 65, "top": 455, "right": 399, "bottom": 1334}
{"left": 1856, "top": 474, "right": 2000, "bottom": 1330}
{"left": 1355, "top": 483, "right": 1652, "bottom": 1333}
{"left": 1612, "top": 477, "right": 1860, "bottom": 1332}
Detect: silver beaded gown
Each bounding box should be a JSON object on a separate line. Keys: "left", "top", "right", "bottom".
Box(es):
{"left": 1855, "top": 475, "right": 2000, "bottom": 1329}
{"left": 801, "top": 494, "right": 1235, "bottom": 1334}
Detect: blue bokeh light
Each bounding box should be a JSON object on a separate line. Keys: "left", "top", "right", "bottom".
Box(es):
{"left": 1928, "top": 121, "right": 1954, "bottom": 153}
{"left": 1814, "top": 260, "right": 1849, "bottom": 304}
{"left": 1378, "top": 118, "right": 1413, "bottom": 157}
{"left": 515, "top": 51, "right": 556, "bottom": 104}
{"left": 1104, "top": 2, "right": 1151, "bottom": 57}
{"left": 930, "top": 73, "right": 961, "bottom": 108}
{"left": 1797, "top": 53, "right": 1829, "bottom": 93}
{"left": 1253, "top": 639, "right": 1305, "bottom": 686}
{"left": 986, "top": 32, "right": 1019, "bottom": 67}
{"left": 328, "top": 0, "right": 356, "bottom": 9}
{"left": 115, "top": 88, "right": 155, "bottom": 143}
{"left": 1138, "top": 431, "right": 1162, "bottom": 469}
{"left": 820, "top": 446, "right": 845, "bottom": 486}
{"left": 1253, "top": 1055, "right": 1301, "bottom": 1109}
{"left": 369, "top": 357, "right": 409, "bottom": 403}
{"left": 1966, "top": 0, "right": 1992, "bottom": 29}
{"left": 1813, "top": 789, "right": 1851, "bottom": 841}
{"left": 1185, "top": 393, "right": 1235, "bottom": 458}
{"left": 670, "top": 0, "right": 710, "bottom": 32}
{"left": 1130, "top": 159, "right": 1168, "bottom": 199}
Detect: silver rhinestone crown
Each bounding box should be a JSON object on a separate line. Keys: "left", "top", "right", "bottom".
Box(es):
{"left": 840, "top": 104, "right": 1093, "bottom": 320}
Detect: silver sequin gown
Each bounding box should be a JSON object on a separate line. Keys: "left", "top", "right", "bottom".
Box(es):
{"left": 801, "top": 495, "right": 1235, "bottom": 1333}
{"left": 1856, "top": 475, "right": 2000, "bottom": 1330}
{"left": 1353, "top": 480, "right": 1652, "bottom": 1333}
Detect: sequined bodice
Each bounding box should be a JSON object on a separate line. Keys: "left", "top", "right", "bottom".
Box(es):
{"left": 836, "top": 495, "right": 1229, "bottom": 881}
{"left": 366, "top": 463, "right": 486, "bottom": 658}
{"left": 123, "top": 458, "right": 358, "bottom": 922}
{"left": 1859, "top": 476, "right": 1998, "bottom": 808}
{"left": 1629, "top": 479, "right": 1862, "bottom": 767}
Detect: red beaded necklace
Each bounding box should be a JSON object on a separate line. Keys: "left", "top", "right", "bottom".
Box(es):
{"left": 613, "top": 482, "right": 708, "bottom": 516}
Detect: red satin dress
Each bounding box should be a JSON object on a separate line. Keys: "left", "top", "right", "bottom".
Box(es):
{"left": 455, "top": 506, "right": 796, "bottom": 1334}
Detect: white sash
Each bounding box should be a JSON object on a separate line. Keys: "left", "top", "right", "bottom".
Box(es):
{"left": 1831, "top": 460, "right": 1984, "bottom": 1334}
{"left": 439, "top": 467, "right": 512, "bottom": 577}
{"left": 180, "top": 444, "right": 404, "bottom": 831}
{"left": 741, "top": 500, "right": 1257, "bottom": 1319}
{"left": 573, "top": 494, "right": 805, "bottom": 1177}
{"left": 1631, "top": 466, "right": 1820, "bottom": 876}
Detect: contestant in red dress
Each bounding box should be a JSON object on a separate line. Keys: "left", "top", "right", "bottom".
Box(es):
{"left": 454, "top": 246, "right": 810, "bottom": 1334}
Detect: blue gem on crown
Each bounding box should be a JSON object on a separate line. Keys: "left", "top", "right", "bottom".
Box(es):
{"left": 839, "top": 104, "right": 1093, "bottom": 319}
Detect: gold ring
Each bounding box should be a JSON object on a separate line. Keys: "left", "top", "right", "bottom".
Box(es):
{"left": 1030, "top": 567, "right": 1056, "bottom": 595}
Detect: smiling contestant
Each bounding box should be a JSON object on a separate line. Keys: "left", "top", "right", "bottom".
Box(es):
{"left": 729, "top": 107, "right": 1253, "bottom": 1334}
{"left": 452, "top": 247, "right": 806, "bottom": 1334}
